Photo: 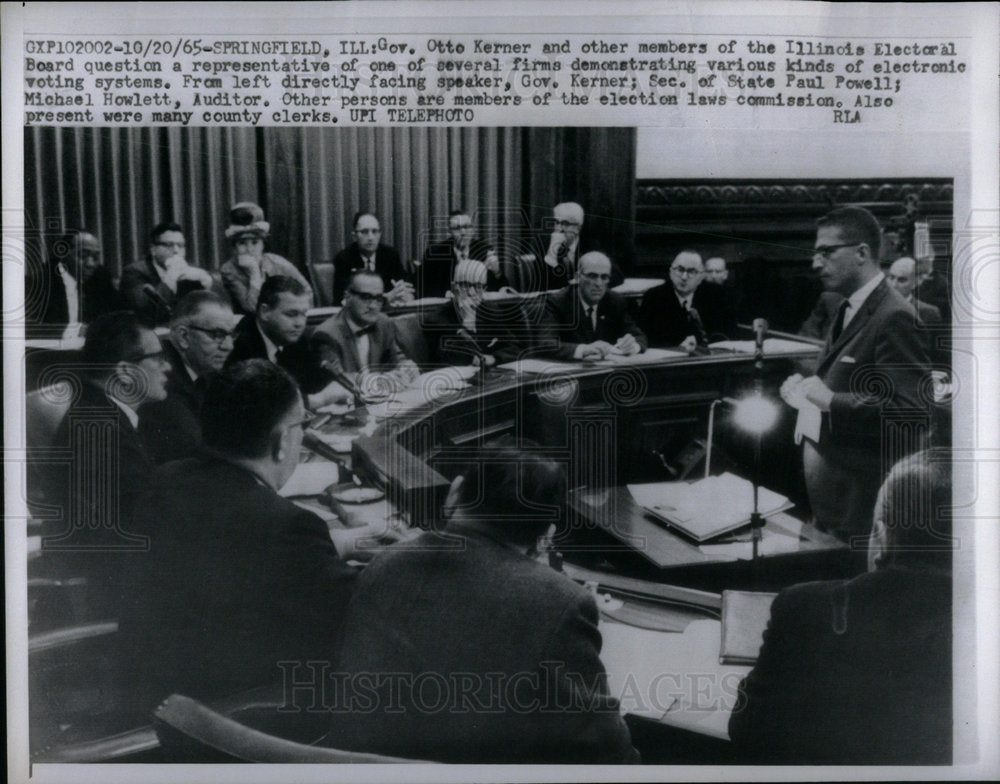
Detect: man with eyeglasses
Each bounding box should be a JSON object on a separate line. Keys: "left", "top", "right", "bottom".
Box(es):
{"left": 541, "top": 252, "right": 646, "bottom": 361}
{"left": 119, "top": 360, "right": 402, "bottom": 712}
{"left": 780, "top": 206, "right": 930, "bottom": 541}
{"left": 228, "top": 275, "right": 353, "bottom": 410}
{"left": 38, "top": 311, "right": 171, "bottom": 617}
{"left": 121, "top": 222, "right": 221, "bottom": 326}
{"left": 638, "top": 250, "right": 736, "bottom": 351}
{"left": 415, "top": 210, "right": 505, "bottom": 298}
{"left": 519, "top": 202, "right": 624, "bottom": 294}
{"left": 139, "top": 291, "right": 236, "bottom": 464}
{"left": 332, "top": 212, "right": 414, "bottom": 307}
{"left": 422, "top": 259, "right": 525, "bottom": 367}
{"left": 312, "top": 269, "right": 419, "bottom": 396}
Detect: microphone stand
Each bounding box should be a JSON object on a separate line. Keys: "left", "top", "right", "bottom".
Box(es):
{"left": 750, "top": 318, "right": 768, "bottom": 586}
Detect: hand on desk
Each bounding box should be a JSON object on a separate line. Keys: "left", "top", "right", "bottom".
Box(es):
{"left": 614, "top": 334, "right": 641, "bottom": 356}
{"left": 574, "top": 340, "right": 614, "bottom": 361}
{"left": 306, "top": 379, "right": 353, "bottom": 411}
{"left": 385, "top": 278, "right": 415, "bottom": 306}
{"left": 679, "top": 335, "right": 699, "bottom": 354}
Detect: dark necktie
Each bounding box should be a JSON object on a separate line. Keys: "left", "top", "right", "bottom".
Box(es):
{"left": 556, "top": 242, "right": 569, "bottom": 271}
{"left": 831, "top": 300, "right": 850, "bottom": 342}
{"left": 585, "top": 305, "right": 596, "bottom": 337}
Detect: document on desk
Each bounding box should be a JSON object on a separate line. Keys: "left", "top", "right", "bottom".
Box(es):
{"left": 709, "top": 338, "right": 821, "bottom": 355}
{"left": 366, "top": 366, "right": 476, "bottom": 418}
{"left": 595, "top": 347, "right": 687, "bottom": 365}
{"left": 611, "top": 277, "right": 666, "bottom": 296}
{"left": 627, "top": 474, "right": 794, "bottom": 543}
{"left": 497, "top": 358, "right": 582, "bottom": 374}
{"left": 278, "top": 462, "right": 339, "bottom": 497}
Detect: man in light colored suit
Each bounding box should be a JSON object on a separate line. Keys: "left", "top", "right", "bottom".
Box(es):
{"left": 781, "top": 207, "right": 930, "bottom": 542}
{"left": 311, "top": 269, "right": 419, "bottom": 397}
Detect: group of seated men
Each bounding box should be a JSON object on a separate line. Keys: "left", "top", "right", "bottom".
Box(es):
{"left": 28, "top": 201, "right": 952, "bottom": 764}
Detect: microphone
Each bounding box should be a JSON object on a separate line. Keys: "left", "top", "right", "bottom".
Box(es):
{"left": 688, "top": 307, "right": 710, "bottom": 350}
{"left": 457, "top": 327, "right": 489, "bottom": 378}
{"left": 320, "top": 361, "right": 363, "bottom": 405}
{"left": 752, "top": 318, "right": 768, "bottom": 368}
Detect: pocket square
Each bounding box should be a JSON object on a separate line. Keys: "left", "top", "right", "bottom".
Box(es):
{"left": 839, "top": 356, "right": 857, "bottom": 364}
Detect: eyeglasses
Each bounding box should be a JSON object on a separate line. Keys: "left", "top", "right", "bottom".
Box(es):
{"left": 554, "top": 219, "right": 581, "bottom": 228}
{"left": 186, "top": 325, "right": 234, "bottom": 344}
{"left": 670, "top": 266, "right": 703, "bottom": 277}
{"left": 580, "top": 272, "right": 611, "bottom": 282}
{"left": 453, "top": 281, "right": 486, "bottom": 292}
{"left": 449, "top": 222, "right": 473, "bottom": 231}
{"left": 813, "top": 243, "right": 862, "bottom": 259}
{"left": 347, "top": 288, "right": 385, "bottom": 304}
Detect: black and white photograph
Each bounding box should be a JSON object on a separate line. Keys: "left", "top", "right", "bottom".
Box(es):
{"left": 4, "top": 2, "right": 998, "bottom": 782}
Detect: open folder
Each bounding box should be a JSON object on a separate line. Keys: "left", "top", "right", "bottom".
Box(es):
{"left": 626, "top": 473, "right": 793, "bottom": 543}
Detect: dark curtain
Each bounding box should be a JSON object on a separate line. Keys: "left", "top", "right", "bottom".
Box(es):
{"left": 24, "top": 126, "right": 636, "bottom": 281}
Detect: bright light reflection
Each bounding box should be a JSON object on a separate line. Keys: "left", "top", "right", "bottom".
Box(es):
{"left": 731, "top": 393, "right": 780, "bottom": 434}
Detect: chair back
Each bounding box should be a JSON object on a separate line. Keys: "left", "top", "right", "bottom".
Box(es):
{"left": 392, "top": 312, "right": 431, "bottom": 369}
{"left": 308, "top": 261, "right": 336, "bottom": 307}
{"left": 26, "top": 381, "right": 73, "bottom": 450}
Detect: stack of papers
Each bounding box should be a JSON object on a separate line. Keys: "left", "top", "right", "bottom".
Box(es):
{"left": 627, "top": 473, "right": 794, "bottom": 543}
{"left": 709, "top": 338, "right": 820, "bottom": 355}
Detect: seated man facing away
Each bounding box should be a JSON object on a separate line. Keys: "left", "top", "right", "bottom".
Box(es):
{"left": 326, "top": 439, "right": 639, "bottom": 763}
{"left": 310, "top": 269, "right": 419, "bottom": 398}
{"left": 422, "top": 259, "right": 525, "bottom": 367}
{"left": 139, "top": 290, "right": 236, "bottom": 464}
{"left": 227, "top": 275, "right": 350, "bottom": 410}
{"left": 638, "top": 250, "right": 736, "bottom": 352}
{"left": 540, "top": 251, "right": 646, "bottom": 361}
{"left": 119, "top": 360, "right": 398, "bottom": 711}
{"left": 729, "top": 449, "right": 952, "bottom": 764}
{"left": 39, "top": 311, "right": 170, "bottom": 617}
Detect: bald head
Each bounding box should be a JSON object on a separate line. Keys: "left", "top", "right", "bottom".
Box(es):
{"left": 887, "top": 257, "right": 917, "bottom": 300}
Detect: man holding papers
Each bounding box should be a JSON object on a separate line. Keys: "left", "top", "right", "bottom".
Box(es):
{"left": 541, "top": 252, "right": 647, "bottom": 361}
{"left": 780, "top": 207, "right": 929, "bottom": 542}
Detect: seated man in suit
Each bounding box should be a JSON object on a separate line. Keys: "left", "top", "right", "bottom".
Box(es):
{"left": 312, "top": 269, "right": 420, "bottom": 399}
{"left": 119, "top": 360, "right": 399, "bottom": 711}
{"left": 415, "top": 209, "right": 505, "bottom": 298}
{"left": 422, "top": 259, "right": 525, "bottom": 367}
{"left": 518, "top": 202, "right": 624, "bottom": 293}
{"left": 139, "top": 290, "right": 236, "bottom": 464}
{"left": 326, "top": 439, "right": 638, "bottom": 763}
{"left": 886, "top": 256, "right": 943, "bottom": 325}
{"left": 638, "top": 250, "right": 736, "bottom": 352}
{"left": 332, "top": 212, "right": 414, "bottom": 307}
{"left": 27, "top": 229, "right": 121, "bottom": 337}
{"left": 915, "top": 254, "right": 950, "bottom": 323}
{"left": 227, "top": 275, "right": 350, "bottom": 410}
{"left": 39, "top": 311, "right": 171, "bottom": 616}
{"left": 729, "top": 449, "right": 952, "bottom": 764}
{"left": 541, "top": 251, "right": 646, "bottom": 361}
{"left": 120, "top": 222, "right": 221, "bottom": 326}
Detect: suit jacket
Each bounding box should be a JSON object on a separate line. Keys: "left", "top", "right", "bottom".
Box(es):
{"left": 219, "top": 252, "right": 311, "bottom": 316}
{"left": 332, "top": 242, "right": 410, "bottom": 304}
{"left": 326, "top": 524, "right": 638, "bottom": 763}
{"left": 422, "top": 300, "right": 526, "bottom": 366}
{"left": 540, "top": 287, "right": 648, "bottom": 361}
{"left": 916, "top": 273, "right": 950, "bottom": 324}
{"left": 803, "top": 280, "right": 930, "bottom": 539}
{"left": 121, "top": 257, "right": 230, "bottom": 326}
{"left": 637, "top": 281, "right": 736, "bottom": 347}
{"left": 117, "top": 456, "right": 357, "bottom": 710}
{"left": 226, "top": 315, "right": 330, "bottom": 394}
{"left": 416, "top": 238, "right": 505, "bottom": 299}
{"left": 310, "top": 310, "right": 415, "bottom": 378}
{"left": 27, "top": 264, "right": 121, "bottom": 335}
{"left": 39, "top": 380, "right": 155, "bottom": 615}
{"left": 138, "top": 341, "right": 206, "bottom": 465}
{"left": 729, "top": 567, "right": 951, "bottom": 764}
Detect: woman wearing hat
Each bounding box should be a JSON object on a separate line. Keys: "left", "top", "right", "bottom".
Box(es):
{"left": 219, "top": 202, "right": 313, "bottom": 314}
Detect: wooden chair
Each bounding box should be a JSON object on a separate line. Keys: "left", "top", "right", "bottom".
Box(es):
{"left": 152, "top": 693, "right": 428, "bottom": 763}
{"left": 391, "top": 312, "right": 431, "bottom": 369}
{"left": 308, "top": 260, "right": 336, "bottom": 308}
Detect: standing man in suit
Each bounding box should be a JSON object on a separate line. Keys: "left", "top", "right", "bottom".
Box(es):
{"left": 541, "top": 252, "right": 646, "bottom": 361}
{"left": 139, "top": 291, "right": 236, "bottom": 464}
{"left": 311, "top": 269, "right": 419, "bottom": 398}
{"left": 119, "top": 360, "right": 399, "bottom": 710}
{"left": 638, "top": 250, "right": 736, "bottom": 351}
{"left": 780, "top": 207, "right": 930, "bottom": 542}
{"left": 40, "top": 311, "right": 171, "bottom": 616}
{"left": 27, "top": 229, "right": 121, "bottom": 337}
{"left": 326, "top": 439, "right": 638, "bottom": 763}
{"left": 415, "top": 210, "right": 505, "bottom": 298}
{"left": 422, "top": 259, "right": 525, "bottom": 367}
{"left": 729, "top": 449, "right": 952, "bottom": 764}
{"left": 120, "top": 222, "right": 221, "bottom": 326}
{"left": 227, "top": 275, "right": 351, "bottom": 410}
{"left": 332, "top": 212, "right": 414, "bottom": 307}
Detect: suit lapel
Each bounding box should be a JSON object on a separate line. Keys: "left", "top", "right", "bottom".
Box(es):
{"left": 819, "top": 281, "right": 889, "bottom": 371}
{"left": 335, "top": 313, "right": 363, "bottom": 372}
